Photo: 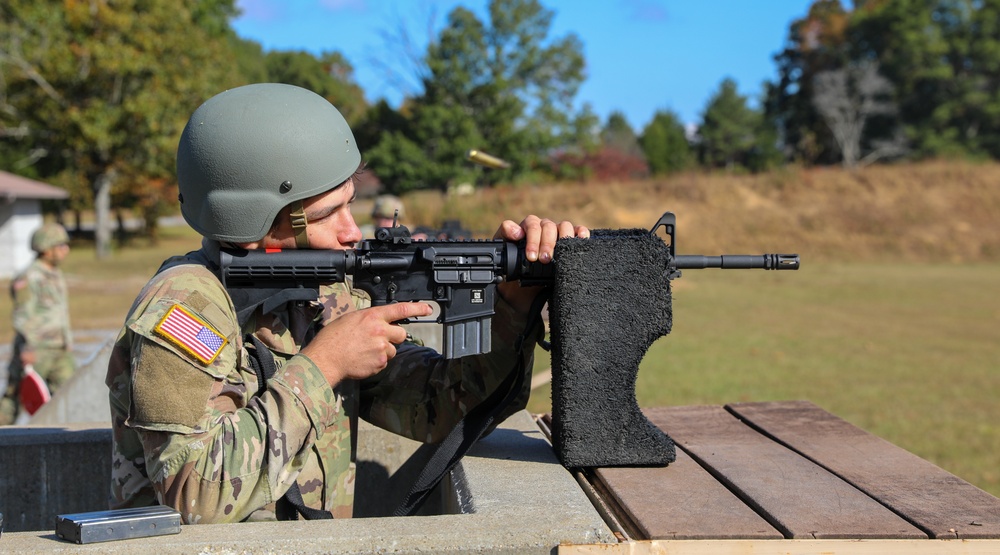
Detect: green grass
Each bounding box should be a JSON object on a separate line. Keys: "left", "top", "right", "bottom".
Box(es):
{"left": 527, "top": 262, "right": 1000, "bottom": 497}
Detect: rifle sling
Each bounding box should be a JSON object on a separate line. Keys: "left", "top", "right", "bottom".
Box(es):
{"left": 393, "top": 290, "right": 550, "bottom": 516}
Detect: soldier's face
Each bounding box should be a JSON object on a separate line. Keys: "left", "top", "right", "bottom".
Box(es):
{"left": 43, "top": 243, "right": 70, "bottom": 265}
{"left": 373, "top": 216, "right": 395, "bottom": 228}
{"left": 257, "top": 179, "right": 362, "bottom": 250}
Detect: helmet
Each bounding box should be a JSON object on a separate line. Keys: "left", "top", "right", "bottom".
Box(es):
{"left": 176, "top": 83, "right": 361, "bottom": 243}
{"left": 30, "top": 223, "right": 69, "bottom": 253}
{"left": 372, "top": 195, "right": 404, "bottom": 220}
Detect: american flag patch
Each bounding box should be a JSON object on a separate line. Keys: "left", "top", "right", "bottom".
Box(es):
{"left": 154, "top": 304, "right": 227, "bottom": 365}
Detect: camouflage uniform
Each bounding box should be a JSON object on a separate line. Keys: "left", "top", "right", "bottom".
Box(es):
{"left": 106, "top": 238, "right": 540, "bottom": 523}
{"left": 2, "top": 255, "right": 74, "bottom": 425}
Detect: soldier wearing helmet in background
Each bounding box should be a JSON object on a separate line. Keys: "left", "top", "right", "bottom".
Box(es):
{"left": 106, "top": 83, "right": 589, "bottom": 523}
{"left": 361, "top": 194, "right": 429, "bottom": 241}
{"left": 371, "top": 194, "right": 404, "bottom": 229}
{"left": 1, "top": 223, "right": 74, "bottom": 425}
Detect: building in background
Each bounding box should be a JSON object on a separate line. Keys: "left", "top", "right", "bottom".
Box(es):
{"left": 0, "top": 171, "right": 69, "bottom": 279}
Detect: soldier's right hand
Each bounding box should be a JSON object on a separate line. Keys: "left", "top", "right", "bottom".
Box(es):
{"left": 301, "top": 301, "right": 433, "bottom": 386}
{"left": 20, "top": 350, "right": 37, "bottom": 367}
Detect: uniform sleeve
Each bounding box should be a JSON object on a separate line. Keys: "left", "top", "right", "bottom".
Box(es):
{"left": 11, "top": 266, "right": 70, "bottom": 350}
{"left": 123, "top": 275, "right": 339, "bottom": 524}
{"left": 358, "top": 294, "right": 544, "bottom": 443}
{"left": 10, "top": 275, "right": 36, "bottom": 346}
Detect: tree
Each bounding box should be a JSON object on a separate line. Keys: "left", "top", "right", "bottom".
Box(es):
{"left": 639, "top": 109, "right": 692, "bottom": 175}
{"left": 771, "top": 0, "right": 1000, "bottom": 163}
{"left": 569, "top": 110, "right": 649, "bottom": 180}
{"left": 600, "top": 111, "right": 643, "bottom": 157}
{"left": 0, "top": 0, "right": 246, "bottom": 257}
{"left": 366, "top": 0, "right": 588, "bottom": 190}
{"left": 850, "top": 0, "right": 1000, "bottom": 158}
{"left": 697, "top": 78, "right": 762, "bottom": 170}
{"left": 264, "top": 50, "right": 367, "bottom": 125}
{"left": 813, "top": 60, "right": 905, "bottom": 167}
{"left": 767, "top": 0, "right": 852, "bottom": 165}
{"left": 368, "top": 102, "right": 484, "bottom": 194}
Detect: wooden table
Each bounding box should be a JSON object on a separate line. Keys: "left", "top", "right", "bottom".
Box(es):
{"left": 556, "top": 400, "right": 1000, "bottom": 554}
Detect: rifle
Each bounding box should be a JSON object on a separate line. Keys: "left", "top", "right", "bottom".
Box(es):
{"left": 219, "top": 211, "right": 799, "bottom": 359}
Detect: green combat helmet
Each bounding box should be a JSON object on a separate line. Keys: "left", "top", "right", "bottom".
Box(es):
{"left": 30, "top": 223, "right": 69, "bottom": 253}
{"left": 176, "top": 83, "right": 361, "bottom": 243}
{"left": 372, "top": 195, "right": 404, "bottom": 220}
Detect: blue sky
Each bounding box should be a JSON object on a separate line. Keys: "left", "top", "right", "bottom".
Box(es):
{"left": 232, "top": 0, "right": 816, "bottom": 130}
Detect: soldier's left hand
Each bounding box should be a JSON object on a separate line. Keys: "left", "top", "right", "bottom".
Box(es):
{"left": 494, "top": 215, "right": 589, "bottom": 313}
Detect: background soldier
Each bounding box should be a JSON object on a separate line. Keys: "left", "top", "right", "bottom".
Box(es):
{"left": 1, "top": 223, "right": 74, "bottom": 424}
{"left": 371, "top": 194, "right": 404, "bottom": 230}
{"left": 361, "top": 194, "right": 429, "bottom": 239}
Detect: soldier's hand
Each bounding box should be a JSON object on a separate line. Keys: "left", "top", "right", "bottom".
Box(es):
{"left": 302, "top": 301, "right": 433, "bottom": 386}
{"left": 20, "top": 350, "right": 37, "bottom": 367}
{"left": 495, "top": 215, "right": 589, "bottom": 313}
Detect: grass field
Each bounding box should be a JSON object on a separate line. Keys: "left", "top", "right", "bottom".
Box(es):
{"left": 2, "top": 160, "right": 998, "bottom": 497}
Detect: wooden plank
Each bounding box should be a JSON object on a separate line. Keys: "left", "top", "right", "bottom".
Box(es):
{"left": 644, "top": 405, "right": 927, "bottom": 540}
{"left": 593, "top": 447, "right": 782, "bottom": 540}
{"left": 728, "top": 400, "right": 1000, "bottom": 539}
{"left": 559, "top": 538, "right": 1000, "bottom": 555}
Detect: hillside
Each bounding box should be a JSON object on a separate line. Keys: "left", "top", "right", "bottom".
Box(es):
{"left": 395, "top": 159, "right": 1000, "bottom": 263}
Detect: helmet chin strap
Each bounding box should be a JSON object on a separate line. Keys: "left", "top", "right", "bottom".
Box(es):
{"left": 289, "top": 200, "right": 311, "bottom": 248}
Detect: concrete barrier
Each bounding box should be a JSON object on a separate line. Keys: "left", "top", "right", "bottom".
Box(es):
{"left": 0, "top": 423, "right": 112, "bottom": 533}
{"left": 29, "top": 335, "right": 115, "bottom": 426}
{"left": 0, "top": 410, "right": 615, "bottom": 553}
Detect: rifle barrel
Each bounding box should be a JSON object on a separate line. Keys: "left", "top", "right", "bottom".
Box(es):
{"left": 674, "top": 254, "right": 799, "bottom": 270}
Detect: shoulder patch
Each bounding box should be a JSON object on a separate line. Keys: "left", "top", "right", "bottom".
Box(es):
{"left": 154, "top": 304, "right": 228, "bottom": 365}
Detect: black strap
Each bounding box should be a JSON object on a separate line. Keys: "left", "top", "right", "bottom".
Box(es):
{"left": 245, "top": 333, "right": 333, "bottom": 520}
{"left": 275, "top": 479, "right": 334, "bottom": 521}
{"left": 245, "top": 334, "right": 277, "bottom": 397}
{"left": 393, "top": 291, "right": 550, "bottom": 516}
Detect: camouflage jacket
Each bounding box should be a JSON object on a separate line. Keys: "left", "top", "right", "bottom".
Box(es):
{"left": 10, "top": 258, "right": 71, "bottom": 350}
{"left": 107, "top": 239, "right": 540, "bottom": 524}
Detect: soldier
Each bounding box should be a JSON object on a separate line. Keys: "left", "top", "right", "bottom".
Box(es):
{"left": 371, "top": 194, "right": 404, "bottom": 230}
{"left": 2, "top": 223, "right": 74, "bottom": 425}
{"left": 106, "top": 83, "right": 588, "bottom": 523}
{"left": 361, "top": 194, "right": 430, "bottom": 240}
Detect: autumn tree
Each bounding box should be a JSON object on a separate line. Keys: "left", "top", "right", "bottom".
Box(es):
{"left": 767, "top": 0, "right": 852, "bottom": 164}
{"left": 849, "top": 0, "right": 1000, "bottom": 158}
{"left": 771, "top": 0, "right": 1000, "bottom": 163}
{"left": 0, "top": 0, "right": 246, "bottom": 257}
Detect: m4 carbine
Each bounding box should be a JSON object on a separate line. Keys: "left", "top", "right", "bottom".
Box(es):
{"left": 219, "top": 211, "right": 799, "bottom": 359}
